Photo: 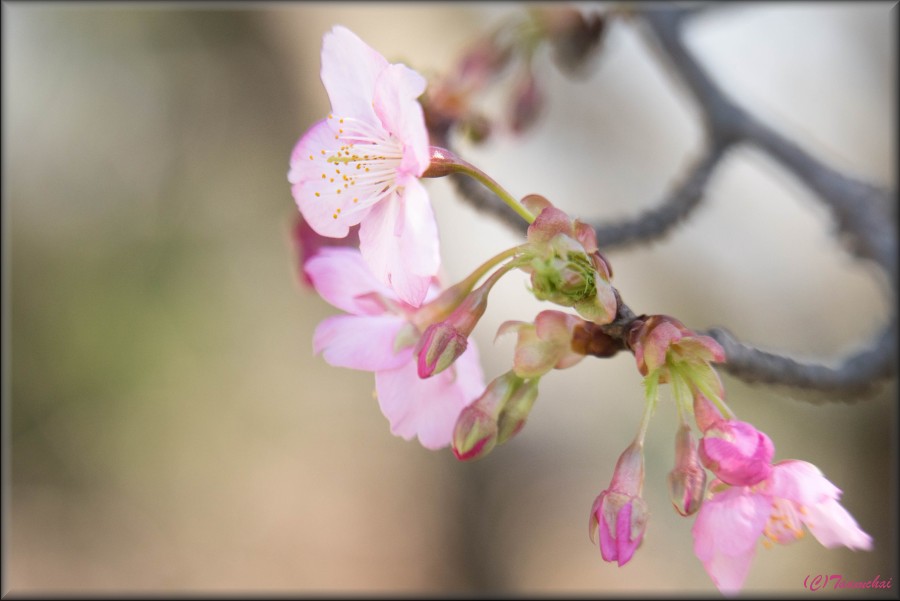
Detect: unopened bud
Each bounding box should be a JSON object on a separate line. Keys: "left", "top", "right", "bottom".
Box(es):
{"left": 496, "top": 378, "right": 539, "bottom": 444}
{"left": 452, "top": 404, "right": 498, "bottom": 462}
{"left": 667, "top": 425, "right": 707, "bottom": 516}
{"left": 510, "top": 70, "right": 543, "bottom": 134}
{"left": 588, "top": 441, "right": 648, "bottom": 566}
{"left": 417, "top": 322, "right": 468, "bottom": 378}
{"left": 452, "top": 371, "right": 522, "bottom": 461}
{"left": 415, "top": 281, "right": 491, "bottom": 378}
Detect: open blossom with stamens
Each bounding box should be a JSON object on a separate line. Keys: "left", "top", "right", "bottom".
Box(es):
{"left": 693, "top": 461, "right": 872, "bottom": 595}
{"left": 305, "top": 247, "right": 484, "bottom": 449}
{"left": 289, "top": 26, "right": 438, "bottom": 307}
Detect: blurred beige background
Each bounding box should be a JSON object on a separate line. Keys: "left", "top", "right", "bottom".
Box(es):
{"left": 5, "top": 2, "right": 896, "bottom": 596}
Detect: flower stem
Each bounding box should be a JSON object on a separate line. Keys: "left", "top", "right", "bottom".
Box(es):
{"left": 634, "top": 391, "right": 656, "bottom": 446}
{"left": 424, "top": 146, "right": 536, "bottom": 224}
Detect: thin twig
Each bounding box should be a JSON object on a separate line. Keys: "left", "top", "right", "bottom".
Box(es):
{"left": 629, "top": 5, "right": 897, "bottom": 396}
{"left": 593, "top": 141, "right": 730, "bottom": 249}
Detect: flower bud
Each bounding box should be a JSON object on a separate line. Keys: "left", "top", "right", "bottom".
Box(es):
{"left": 452, "top": 371, "right": 522, "bottom": 461}
{"left": 415, "top": 280, "right": 491, "bottom": 378}
{"left": 667, "top": 425, "right": 707, "bottom": 516}
{"left": 699, "top": 420, "right": 774, "bottom": 487}
{"left": 496, "top": 378, "right": 539, "bottom": 444}
{"left": 588, "top": 442, "right": 648, "bottom": 566}
{"left": 509, "top": 69, "right": 543, "bottom": 134}
{"left": 417, "top": 322, "right": 468, "bottom": 379}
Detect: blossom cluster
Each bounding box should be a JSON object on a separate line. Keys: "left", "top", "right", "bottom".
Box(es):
{"left": 288, "top": 25, "right": 872, "bottom": 595}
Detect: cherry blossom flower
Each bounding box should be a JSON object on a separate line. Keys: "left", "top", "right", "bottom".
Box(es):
{"left": 291, "top": 215, "right": 359, "bottom": 288}
{"left": 699, "top": 419, "right": 775, "bottom": 487}
{"left": 305, "top": 247, "right": 484, "bottom": 449}
{"left": 692, "top": 460, "right": 872, "bottom": 595}
{"left": 289, "top": 26, "right": 438, "bottom": 307}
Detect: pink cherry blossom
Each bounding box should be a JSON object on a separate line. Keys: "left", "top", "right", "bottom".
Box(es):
{"left": 692, "top": 461, "right": 872, "bottom": 595}
{"left": 699, "top": 419, "right": 774, "bottom": 487}
{"left": 305, "top": 247, "right": 484, "bottom": 449}
{"left": 291, "top": 215, "right": 359, "bottom": 288}
{"left": 289, "top": 26, "right": 439, "bottom": 307}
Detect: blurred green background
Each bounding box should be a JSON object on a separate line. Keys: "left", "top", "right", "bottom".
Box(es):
{"left": 5, "top": 2, "right": 896, "bottom": 595}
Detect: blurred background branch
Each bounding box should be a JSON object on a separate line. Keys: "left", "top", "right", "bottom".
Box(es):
{"left": 440, "top": 4, "right": 897, "bottom": 400}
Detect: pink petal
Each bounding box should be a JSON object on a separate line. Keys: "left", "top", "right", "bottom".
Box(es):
{"left": 289, "top": 120, "right": 374, "bottom": 237}
{"left": 375, "top": 342, "right": 483, "bottom": 450}
{"left": 359, "top": 179, "right": 439, "bottom": 307}
{"left": 292, "top": 216, "right": 360, "bottom": 288}
{"left": 305, "top": 247, "right": 397, "bottom": 315}
{"left": 372, "top": 63, "right": 430, "bottom": 180}
{"left": 804, "top": 498, "right": 873, "bottom": 550}
{"left": 768, "top": 460, "right": 840, "bottom": 506}
{"left": 320, "top": 26, "right": 387, "bottom": 124}
{"left": 692, "top": 486, "right": 768, "bottom": 594}
{"left": 313, "top": 314, "right": 410, "bottom": 371}
{"left": 701, "top": 549, "right": 757, "bottom": 596}
{"left": 692, "top": 486, "right": 770, "bottom": 561}
{"left": 614, "top": 501, "right": 641, "bottom": 566}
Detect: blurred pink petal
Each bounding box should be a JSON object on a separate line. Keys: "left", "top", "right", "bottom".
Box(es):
{"left": 313, "top": 314, "right": 410, "bottom": 371}
{"left": 376, "top": 343, "right": 484, "bottom": 449}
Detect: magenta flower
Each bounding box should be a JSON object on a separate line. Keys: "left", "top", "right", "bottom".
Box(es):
{"left": 699, "top": 419, "right": 775, "bottom": 487}
{"left": 305, "top": 247, "right": 484, "bottom": 449}
{"left": 289, "top": 26, "right": 438, "bottom": 307}
{"left": 589, "top": 442, "right": 649, "bottom": 566}
{"left": 692, "top": 461, "right": 872, "bottom": 595}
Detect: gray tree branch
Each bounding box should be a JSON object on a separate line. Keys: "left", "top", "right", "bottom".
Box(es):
{"left": 440, "top": 4, "right": 896, "bottom": 398}
{"left": 634, "top": 5, "right": 897, "bottom": 397}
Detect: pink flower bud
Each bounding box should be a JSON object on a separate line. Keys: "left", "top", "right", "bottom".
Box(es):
{"left": 496, "top": 378, "right": 539, "bottom": 444}
{"left": 415, "top": 280, "right": 490, "bottom": 378}
{"left": 452, "top": 371, "right": 521, "bottom": 461}
{"left": 417, "top": 322, "right": 469, "bottom": 379}
{"left": 699, "top": 420, "right": 774, "bottom": 487}
{"left": 667, "top": 425, "right": 707, "bottom": 516}
{"left": 588, "top": 442, "right": 648, "bottom": 566}
{"left": 452, "top": 403, "right": 498, "bottom": 462}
